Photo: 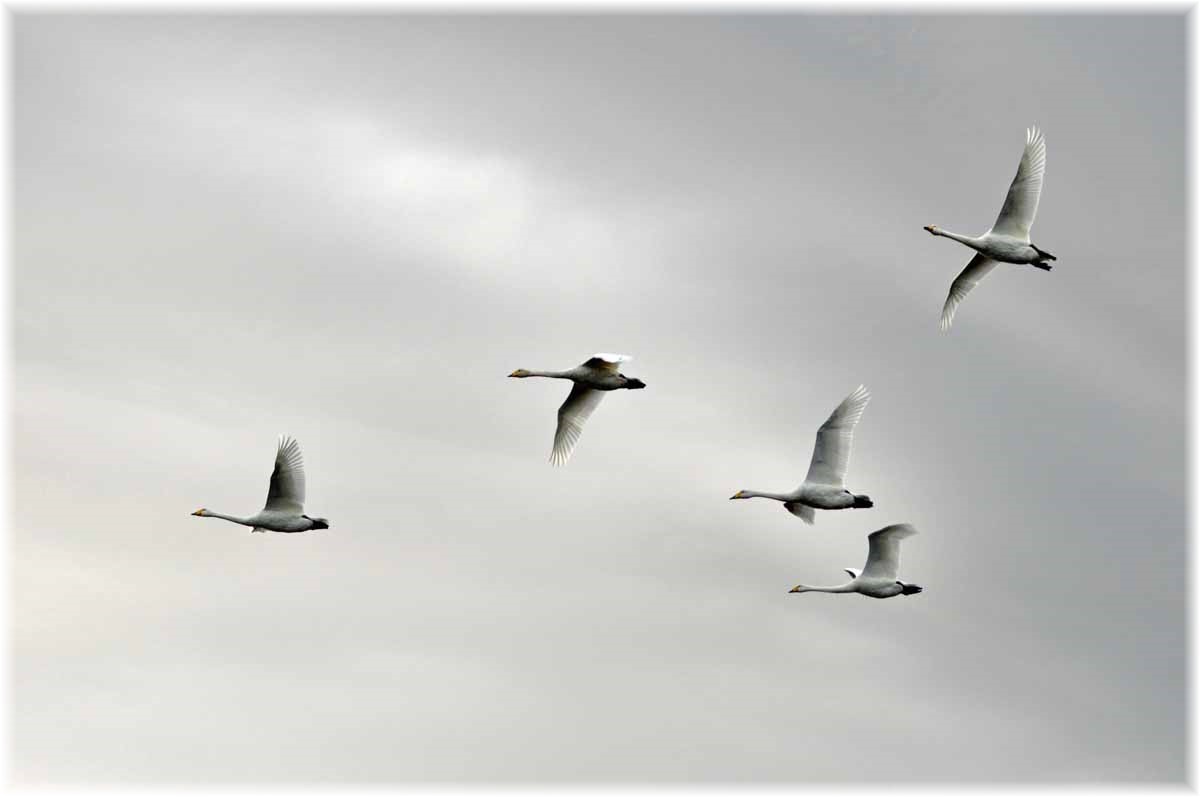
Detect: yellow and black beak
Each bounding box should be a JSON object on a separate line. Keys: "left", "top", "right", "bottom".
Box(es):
{"left": 191, "top": 509, "right": 205, "bottom": 516}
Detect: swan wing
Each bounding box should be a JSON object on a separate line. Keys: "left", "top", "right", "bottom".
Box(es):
{"left": 989, "top": 126, "right": 1046, "bottom": 239}
{"left": 861, "top": 524, "right": 917, "bottom": 580}
{"left": 264, "top": 435, "right": 305, "bottom": 514}
{"left": 784, "top": 501, "right": 815, "bottom": 524}
{"left": 940, "top": 253, "right": 999, "bottom": 331}
{"left": 582, "top": 352, "right": 632, "bottom": 373}
{"left": 843, "top": 567, "right": 862, "bottom": 580}
{"left": 804, "top": 385, "right": 871, "bottom": 488}
{"left": 551, "top": 383, "right": 605, "bottom": 465}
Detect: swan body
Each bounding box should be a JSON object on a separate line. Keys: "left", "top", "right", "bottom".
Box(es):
{"left": 789, "top": 524, "right": 923, "bottom": 599}
{"left": 191, "top": 435, "right": 330, "bottom": 533}
{"left": 927, "top": 126, "right": 1054, "bottom": 331}
{"left": 509, "top": 353, "right": 646, "bottom": 465}
{"left": 730, "top": 385, "right": 873, "bottom": 524}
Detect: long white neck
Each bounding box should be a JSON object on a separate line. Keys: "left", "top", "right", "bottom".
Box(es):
{"left": 203, "top": 511, "right": 253, "bottom": 526}
{"left": 740, "top": 489, "right": 793, "bottom": 502}
{"left": 525, "top": 370, "right": 572, "bottom": 379}
{"left": 935, "top": 228, "right": 983, "bottom": 248}
{"left": 791, "top": 582, "right": 856, "bottom": 594}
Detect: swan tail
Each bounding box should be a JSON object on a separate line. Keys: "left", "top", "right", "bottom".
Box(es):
{"left": 852, "top": 494, "right": 873, "bottom": 508}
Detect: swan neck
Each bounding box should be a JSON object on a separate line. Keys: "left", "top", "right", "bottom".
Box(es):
{"left": 742, "top": 490, "right": 792, "bottom": 502}
{"left": 205, "top": 511, "right": 253, "bottom": 526}
{"left": 793, "top": 582, "right": 855, "bottom": 594}
{"left": 526, "top": 370, "right": 571, "bottom": 379}
{"left": 939, "top": 229, "right": 981, "bottom": 247}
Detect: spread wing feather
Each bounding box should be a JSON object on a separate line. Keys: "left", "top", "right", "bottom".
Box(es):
{"left": 264, "top": 435, "right": 306, "bottom": 513}
{"left": 861, "top": 524, "right": 917, "bottom": 580}
{"left": 804, "top": 385, "right": 871, "bottom": 488}
{"left": 550, "top": 384, "right": 605, "bottom": 466}
{"left": 990, "top": 126, "right": 1046, "bottom": 239}
{"left": 940, "top": 253, "right": 999, "bottom": 331}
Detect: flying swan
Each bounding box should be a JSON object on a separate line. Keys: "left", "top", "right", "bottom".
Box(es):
{"left": 509, "top": 353, "right": 646, "bottom": 465}
{"left": 926, "top": 126, "right": 1055, "bottom": 331}
{"left": 730, "top": 385, "right": 873, "bottom": 524}
{"left": 191, "top": 435, "right": 330, "bottom": 533}
{"left": 789, "top": 523, "right": 923, "bottom": 599}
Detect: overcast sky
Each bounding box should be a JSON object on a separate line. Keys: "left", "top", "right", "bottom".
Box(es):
{"left": 12, "top": 12, "right": 1185, "bottom": 784}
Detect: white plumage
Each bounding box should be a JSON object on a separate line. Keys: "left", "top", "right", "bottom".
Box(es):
{"left": 730, "top": 385, "right": 875, "bottom": 524}
{"left": 927, "top": 127, "right": 1055, "bottom": 331}
{"left": 790, "top": 524, "right": 923, "bottom": 599}
{"left": 191, "top": 435, "right": 330, "bottom": 533}
{"left": 509, "top": 352, "right": 647, "bottom": 465}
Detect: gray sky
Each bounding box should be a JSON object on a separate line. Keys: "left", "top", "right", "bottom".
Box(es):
{"left": 13, "top": 13, "right": 1185, "bottom": 784}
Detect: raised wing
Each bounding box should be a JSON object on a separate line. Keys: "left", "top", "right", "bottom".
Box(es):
{"left": 804, "top": 385, "right": 871, "bottom": 488}
{"left": 861, "top": 524, "right": 918, "bottom": 580}
{"left": 264, "top": 435, "right": 306, "bottom": 513}
{"left": 550, "top": 384, "right": 605, "bottom": 465}
{"left": 940, "top": 253, "right": 1000, "bottom": 331}
{"left": 581, "top": 352, "right": 632, "bottom": 373}
{"left": 989, "top": 126, "right": 1046, "bottom": 239}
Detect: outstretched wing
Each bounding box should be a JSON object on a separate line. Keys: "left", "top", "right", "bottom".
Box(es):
{"left": 804, "top": 385, "right": 871, "bottom": 488}
{"left": 989, "top": 126, "right": 1046, "bottom": 239}
{"left": 940, "top": 253, "right": 999, "bottom": 331}
{"left": 861, "top": 524, "right": 918, "bottom": 580}
{"left": 551, "top": 384, "right": 605, "bottom": 466}
{"left": 581, "top": 352, "right": 632, "bottom": 373}
{"left": 784, "top": 501, "right": 815, "bottom": 524}
{"left": 264, "top": 435, "right": 306, "bottom": 513}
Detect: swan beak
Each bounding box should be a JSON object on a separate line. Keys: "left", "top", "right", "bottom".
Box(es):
{"left": 729, "top": 491, "right": 745, "bottom": 500}
{"left": 508, "top": 370, "right": 521, "bottom": 378}
{"left": 923, "top": 225, "right": 935, "bottom": 233}
{"left": 788, "top": 586, "right": 803, "bottom": 593}
{"left": 191, "top": 509, "right": 205, "bottom": 516}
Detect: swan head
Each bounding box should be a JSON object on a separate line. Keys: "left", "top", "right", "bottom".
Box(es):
{"left": 508, "top": 369, "right": 532, "bottom": 378}
{"left": 729, "top": 490, "right": 749, "bottom": 500}
{"left": 788, "top": 584, "right": 812, "bottom": 594}
{"left": 624, "top": 377, "right": 647, "bottom": 389}
{"left": 923, "top": 225, "right": 940, "bottom": 235}
{"left": 191, "top": 508, "right": 207, "bottom": 516}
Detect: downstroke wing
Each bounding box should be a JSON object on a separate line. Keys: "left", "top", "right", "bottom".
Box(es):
{"left": 550, "top": 384, "right": 605, "bottom": 465}
{"left": 941, "top": 253, "right": 1000, "bottom": 331}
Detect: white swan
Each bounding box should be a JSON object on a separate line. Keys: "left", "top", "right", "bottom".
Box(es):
{"left": 926, "top": 127, "right": 1055, "bottom": 331}
{"left": 509, "top": 353, "right": 647, "bottom": 465}
{"left": 730, "top": 385, "right": 873, "bottom": 524}
{"left": 191, "top": 435, "right": 330, "bottom": 533}
{"left": 789, "top": 524, "right": 923, "bottom": 599}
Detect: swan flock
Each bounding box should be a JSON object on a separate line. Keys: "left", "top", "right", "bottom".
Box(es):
{"left": 192, "top": 127, "right": 1064, "bottom": 600}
